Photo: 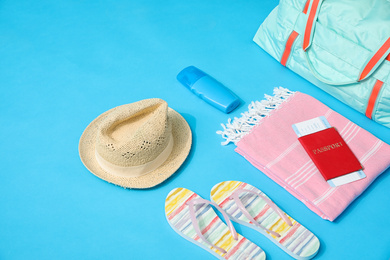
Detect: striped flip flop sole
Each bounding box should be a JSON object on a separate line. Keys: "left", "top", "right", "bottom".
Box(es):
{"left": 210, "top": 181, "right": 320, "bottom": 260}
{"left": 165, "top": 187, "right": 266, "bottom": 260}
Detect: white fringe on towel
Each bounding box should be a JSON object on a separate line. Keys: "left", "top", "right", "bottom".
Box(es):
{"left": 217, "top": 87, "right": 295, "bottom": 145}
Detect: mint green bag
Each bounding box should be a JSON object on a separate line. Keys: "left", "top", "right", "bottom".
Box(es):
{"left": 254, "top": 0, "right": 390, "bottom": 128}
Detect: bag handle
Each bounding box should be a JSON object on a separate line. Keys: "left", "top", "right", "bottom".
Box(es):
{"left": 302, "top": 0, "right": 390, "bottom": 85}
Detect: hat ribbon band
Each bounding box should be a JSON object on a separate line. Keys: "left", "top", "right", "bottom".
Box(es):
{"left": 95, "top": 134, "right": 174, "bottom": 178}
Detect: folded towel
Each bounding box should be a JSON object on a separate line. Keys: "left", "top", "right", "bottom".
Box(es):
{"left": 218, "top": 87, "right": 390, "bottom": 221}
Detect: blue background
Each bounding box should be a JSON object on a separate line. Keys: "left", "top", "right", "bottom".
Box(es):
{"left": 1, "top": 0, "right": 389, "bottom": 259}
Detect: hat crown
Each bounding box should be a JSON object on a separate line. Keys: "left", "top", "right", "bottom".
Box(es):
{"left": 95, "top": 98, "right": 172, "bottom": 167}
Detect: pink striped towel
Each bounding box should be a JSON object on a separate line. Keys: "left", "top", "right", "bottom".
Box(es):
{"left": 218, "top": 87, "right": 390, "bottom": 221}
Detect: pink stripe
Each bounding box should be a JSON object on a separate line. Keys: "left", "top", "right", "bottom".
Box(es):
{"left": 201, "top": 216, "right": 219, "bottom": 235}
{"left": 193, "top": 216, "right": 220, "bottom": 241}
{"left": 254, "top": 204, "right": 271, "bottom": 221}
{"left": 219, "top": 183, "right": 248, "bottom": 208}
{"left": 224, "top": 238, "right": 247, "bottom": 259}
{"left": 279, "top": 223, "right": 301, "bottom": 244}
{"left": 168, "top": 193, "right": 198, "bottom": 220}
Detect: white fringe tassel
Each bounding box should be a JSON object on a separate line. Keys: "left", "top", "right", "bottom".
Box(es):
{"left": 217, "top": 87, "right": 295, "bottom": 145}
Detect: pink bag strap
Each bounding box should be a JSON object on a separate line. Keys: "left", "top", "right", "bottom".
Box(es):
{"left": 186, "top": 198, "right": 238, "bottom": 254}
{"left": 302, "top": 0, "right": 310, "bottom": 14}
{"left": 359, "top": 38, "right": 390, "bottom": 81}
{"left": 281, "top": 31, "right": 299, "bottom": 67}
{"left": 303, "top": 0, "right": 390, "bottom": 82}
{"left": 302, "top": 0, "right": 322, "bottom": 51}
{"left": 229, "top": 189, "right": 293, "bottom": 238}
{"left": 365, "top": 80, "right": 384, "bottom": 119}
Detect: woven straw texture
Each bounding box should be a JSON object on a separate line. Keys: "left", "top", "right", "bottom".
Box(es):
{"left": 79, "top": 98, "right": 192, "bottom": 189}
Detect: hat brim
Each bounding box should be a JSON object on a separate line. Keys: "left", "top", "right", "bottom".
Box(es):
{"left": 79, "top": 106, "right": 192, "bottom": 189}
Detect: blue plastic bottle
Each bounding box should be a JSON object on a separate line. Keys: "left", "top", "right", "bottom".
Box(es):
{"left": 177, "top": 66, "right": 240, "bottom": 113}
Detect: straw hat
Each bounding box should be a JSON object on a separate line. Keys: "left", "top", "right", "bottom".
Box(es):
{"left": 79, "top": 98, "right": 192, "bottom": 189}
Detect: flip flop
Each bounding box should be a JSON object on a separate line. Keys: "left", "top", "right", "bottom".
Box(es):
{"left": 165, "top": 187, "right": 266, "bottom": 260}
{"left": 210, "top": 181, "right": 320, "bottom": 260}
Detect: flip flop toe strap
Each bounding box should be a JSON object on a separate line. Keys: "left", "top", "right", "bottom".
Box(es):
{"left": 229, "top": 189, "right": 293, "bottom": 238}
{"left": 186, "top": 198, "right": 238, "bottom": 254}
